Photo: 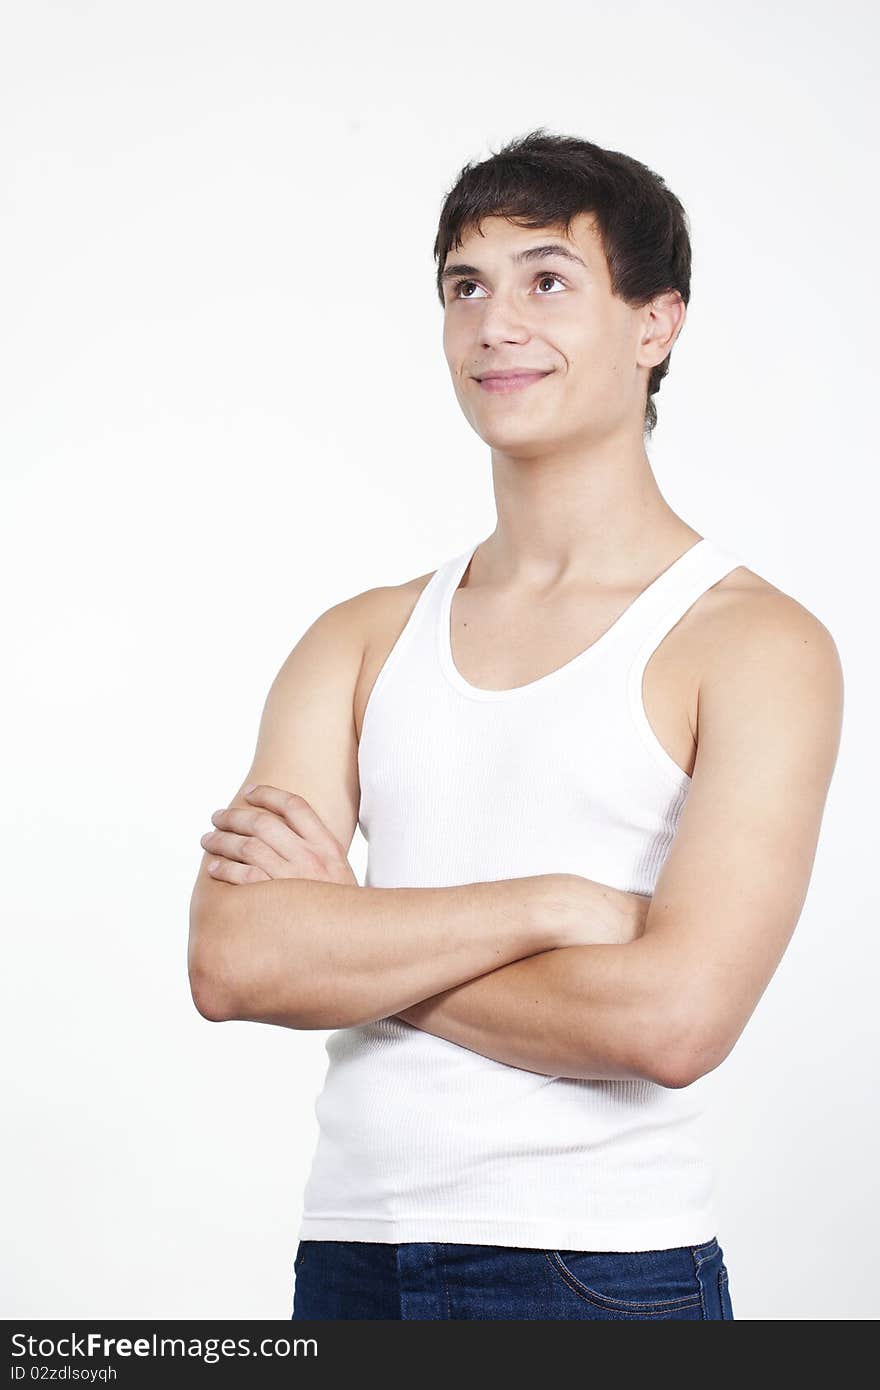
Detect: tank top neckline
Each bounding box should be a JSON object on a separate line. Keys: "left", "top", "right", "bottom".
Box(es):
{"left": 435, "top": 534, "right": 714, "bottom": 702}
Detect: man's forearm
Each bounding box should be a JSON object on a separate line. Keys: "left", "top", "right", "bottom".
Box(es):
{"left": 397, "top": 934, "right": 691, "bottom": 1086}
{"left": 193, "top": 873, "right": 570, "bottom": 1029}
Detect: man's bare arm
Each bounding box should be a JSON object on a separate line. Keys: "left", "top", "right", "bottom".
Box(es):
{"left": 188, "top": 589, "right": 635, "bottom": 1027}
{"left": 397, "top": 594, "right": 844, "bottom": 1089}
{"left": 398, "top": 936, "right": 671, "bottom": 1082}
{"left": 196, "top": 867, "right": 578, "bottom": 1029}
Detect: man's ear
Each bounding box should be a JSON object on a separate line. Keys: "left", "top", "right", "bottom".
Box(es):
{"left": 637, "top": 291, "right": 686, "bottom": 369}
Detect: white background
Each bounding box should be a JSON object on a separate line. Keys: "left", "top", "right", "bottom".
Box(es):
{"left": 2, "top": 0, "right": 877, "bottom": 1321}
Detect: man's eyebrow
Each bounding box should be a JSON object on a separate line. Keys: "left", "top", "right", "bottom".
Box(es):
{"left": 440, "top": 242, "right": 588, "bottom": 283}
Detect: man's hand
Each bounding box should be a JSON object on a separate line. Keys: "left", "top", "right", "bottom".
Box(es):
{"left": 625, "top": 888, "right": 651, "bottom": 943}
{"left": 541, "top": 873, "right": 652, "bottom": 947}
{"left": 199, "top": 783, "right": 359, "bottom": 887}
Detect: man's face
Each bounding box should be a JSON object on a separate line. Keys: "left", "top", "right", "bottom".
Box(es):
{"left": 441, "top": 212, "right": 655, "bottom": 452}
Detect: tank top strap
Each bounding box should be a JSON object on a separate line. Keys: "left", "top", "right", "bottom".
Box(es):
{"left": 435, "top": 535, "right": 745, "bottom": 671}
{"left": 375, "top": 535, "right": 745, "bottom": 705}
{"left": 359, "top": 550, "right": 463, "bottom": 723}
{"left": 613, "top": 535, "right": 745, "bottom": 664}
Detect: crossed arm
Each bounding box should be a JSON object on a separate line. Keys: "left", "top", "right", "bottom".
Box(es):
{"left": 191, "top": 591, "right": 842, "bottom": 1089}
{"left": 396, "top": 598, "right": 843, "bottom": 1087}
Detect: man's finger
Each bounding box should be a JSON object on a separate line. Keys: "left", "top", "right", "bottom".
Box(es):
{"left": 211, "top": 802, "right": 294, "bottom": 858}
{"left": 202, "top": 827, "right": 288, "bottom": 876}
{"left": 243, "top": 784, "right": 346, "bottom": 857}
{"left": 207, "top": 856, "right": 271, "bottom": 884}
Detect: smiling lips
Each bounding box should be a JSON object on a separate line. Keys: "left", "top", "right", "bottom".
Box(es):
{"left": 476, "top": 370, "right": 554, "bottom": 394}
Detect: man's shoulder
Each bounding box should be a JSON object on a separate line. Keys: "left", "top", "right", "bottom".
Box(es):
{"left": 322, "top": 565, "right": 438, "bottom": 650}
{"left": 696, "top": 557, "right": 843, "bottom": 711}
{"left": 321, "top": 564, "right": 440, "bottom": 741}
{"left": 708, "top": 559, "right": 838, "bottom": 652}
{"left": 310, "top": 565, "right": 440, "bottom": 725}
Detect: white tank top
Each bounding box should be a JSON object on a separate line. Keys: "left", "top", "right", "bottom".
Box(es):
{"left": 298, "top": 534, "right": 745, "bottom": 1252}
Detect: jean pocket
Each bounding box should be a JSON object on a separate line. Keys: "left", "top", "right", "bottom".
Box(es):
{"left": 544, "top": 1248, "right": 703, "bottom": 1316}
{"left": 293, "top": 1240, "right": 310, "bottom": 1272}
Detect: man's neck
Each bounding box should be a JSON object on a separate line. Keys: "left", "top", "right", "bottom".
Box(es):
{"left": 482, "top": 435, "right": 695, "bottom": 583}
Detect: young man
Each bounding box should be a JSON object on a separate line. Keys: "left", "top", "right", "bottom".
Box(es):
{"left": 188, "top": 130, "right": 843, "bottom": 1321}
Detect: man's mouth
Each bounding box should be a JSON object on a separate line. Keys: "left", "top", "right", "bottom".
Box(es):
{"left": 476, "top": 370, "right": 554, "bottom": 394}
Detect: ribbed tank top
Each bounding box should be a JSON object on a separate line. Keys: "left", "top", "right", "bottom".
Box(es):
{"left": 298, "top": 534, "right": 745, "bottom": 1252}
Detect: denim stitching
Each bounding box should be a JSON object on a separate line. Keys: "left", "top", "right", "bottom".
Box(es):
{"left": 692, "top": 1245, "right": 722, "bottom": 1267}
{"left": 718, "top": 1267, "right": 730, "bottom": 1319}
{"left": 690, "top": 1245, "right": 708, "bottom": 1319}
{"left": 693, "top": 1239, "right": 720, "bottom": 1269}
{"left": 442, "top": 1244, "right": 452, "bottom": 1320}
{"left": 542, "top": 1250, "right": 702, "bottom": 1313}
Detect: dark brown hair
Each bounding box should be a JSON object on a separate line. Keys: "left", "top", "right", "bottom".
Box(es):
{"left": 433, "top": 128, "right": 692, "bottom": 435}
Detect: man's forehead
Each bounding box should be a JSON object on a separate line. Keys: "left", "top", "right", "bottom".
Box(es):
{"left": 447, "top": 212, "right": 600, "bottom": 264}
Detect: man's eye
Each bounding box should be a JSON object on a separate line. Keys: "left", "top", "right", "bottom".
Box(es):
{"left": 535, "top": 273, "right": 566, "bottom": 294}
{"left": 452, "top": 279, "right": 486, "bottom": 300}
{"left": 450, "top": 272, "right": 566, "bottom": 300}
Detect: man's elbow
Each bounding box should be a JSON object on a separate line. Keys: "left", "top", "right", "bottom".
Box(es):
{"left": 186, "top": 888, "right": 361, "bottom": 1031}
{"left": 186, "top": 921, "right": 332, "bottom": 1030}
{"left": 187, "top": 901, "right": 244, "bottom": 1023}
{"left": 643, "top": 1009, "right": 728, "bottom": 1089}
{"left": 188, "top": 948, "right": 240, "bottom": 1023}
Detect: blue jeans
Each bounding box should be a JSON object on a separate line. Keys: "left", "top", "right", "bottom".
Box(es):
{"left": 291, "top": 1235, "right": 734, "bottom": 1320}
